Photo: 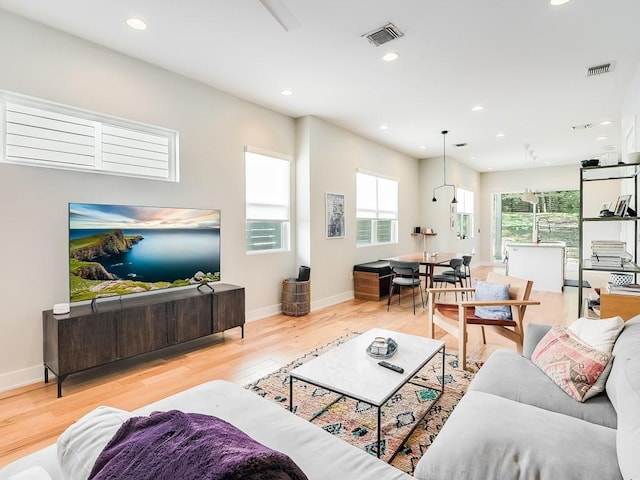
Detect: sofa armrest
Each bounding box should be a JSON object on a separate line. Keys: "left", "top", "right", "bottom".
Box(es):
{"left": 523, "top": 323, "right": 552, "bottom": 359}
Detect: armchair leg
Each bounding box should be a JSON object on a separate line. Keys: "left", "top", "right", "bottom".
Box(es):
{"left": 481, "top": 326, "right": 486, "bottom": 344}
{"left": 458, "top": 306, "right": 468, "bottom": 371}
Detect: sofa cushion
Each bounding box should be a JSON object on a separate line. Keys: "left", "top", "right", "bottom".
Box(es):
{"left": 474, "top": 280, "right": 512, "bottom": 320}
{"left": 607, "top": 315, "right": 640, "bottom": 410}
{"left": 531, "top": 325, "right": 610, "bottom": 402}
{"left": 469, "top": 349, "right": 617, "bottom": 428}
{"left": 414, "top": 391, "right": 621, "bottom": 480}
{"left": 606, "top": 356, "right": 640, "bottom": 480}
{"left": 57, "top": 406, "right": 133, "bottom": 480}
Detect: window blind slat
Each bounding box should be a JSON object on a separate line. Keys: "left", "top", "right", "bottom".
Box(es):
{"left": 6, "top": 133, "right": 94, "bottom": 157}
{"left": 7, "top": 110, "right": 95, "bottom": 137}
{"left": 102, "top": 133, "right": 168, "bottom": 154}
{"left": 102, "top": 160, "right": 167, "bottom": 178}
{"left": 102, "top": 125, "right": 169, "bottom": 146}
{"left": 7, "top": 145, "right": 94, "bottom": 166}
{"left": 7, "top": 122, "right": 95, "bottom": 146}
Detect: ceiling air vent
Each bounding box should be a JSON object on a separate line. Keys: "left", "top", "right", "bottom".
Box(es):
{"left": 454, "top": 143, "right": 468, "bottom": 148}
{"left": 586, "top": 62, "right": 614, "bottom": 77}
{"left": 363, "top": 23, "right": 404, "bottom": 47}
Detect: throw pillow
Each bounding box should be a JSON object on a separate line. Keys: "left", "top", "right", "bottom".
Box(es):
{"left": 568, "top": 315, "right": 624, "bottom": 352}
{"left": 57, "top": 406, "right": 133, "bottom": 480}
{"left": 567, "top": 316, "right": 623, "bottom": 400}
{"left": 531, "top": 325, "right": 611, "bottom": 402}
{"left": 474, "top": 280, "right": 512, "bottom": 320}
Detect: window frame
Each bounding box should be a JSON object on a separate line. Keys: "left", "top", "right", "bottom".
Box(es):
{"left": 0, "top": 90, "right": 179, "bottom": 181}
{"left": 245, "top": 147, "right": 292, "bottom": 255}
{"left": 356, "top": 170, "right": 399, "bottom": 247}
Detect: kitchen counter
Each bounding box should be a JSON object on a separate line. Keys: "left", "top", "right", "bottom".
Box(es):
{"left": 506, "top": 242, "right": 566, "bottom": 292}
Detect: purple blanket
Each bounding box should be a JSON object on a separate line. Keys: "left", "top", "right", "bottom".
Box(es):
{"left": 88, "top": 410, "right": 308, "bottom": 480}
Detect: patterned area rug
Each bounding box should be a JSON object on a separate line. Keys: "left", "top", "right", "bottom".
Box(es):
{"left": 245, "top": 332, "right": 482, "bottom": 475}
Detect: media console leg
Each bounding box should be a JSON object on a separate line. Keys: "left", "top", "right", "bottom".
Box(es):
{"left": 56, "top": 374, "right": 68, "bottom": 398}
{"left": 44, "top": 366, "right": 49, "bottom": 384}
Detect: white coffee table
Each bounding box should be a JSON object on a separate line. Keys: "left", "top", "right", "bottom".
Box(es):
{"left": 289, "top": 328, "right": 445, "bottom": 460}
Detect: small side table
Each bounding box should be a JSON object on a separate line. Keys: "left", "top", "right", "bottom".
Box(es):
{"left": 282, "top": 279, "right": 310, "bottom": 316}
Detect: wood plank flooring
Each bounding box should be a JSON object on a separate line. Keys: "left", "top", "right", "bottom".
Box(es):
{"left": 0, "top": 266, "right": 580, "bottom": 468}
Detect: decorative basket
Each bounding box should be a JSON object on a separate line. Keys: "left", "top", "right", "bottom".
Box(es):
{"left": 610, "top": 273, "right": 633, "bottom": 286}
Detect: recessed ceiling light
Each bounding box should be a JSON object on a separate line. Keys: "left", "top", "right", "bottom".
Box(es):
{"left": 471, "top": 105, "right": 484, "bottom": 111}
{"left": 382, "top": 52, "right": 399, "bottom": 62}
{"left": 550, "top": 0, "right": 571, "bottom": 5}
{"left": 419, "top": 145, "right": 427, "bottom": 150}
{"left": 600, "top": 120, "right": 613, "bottom": 125}
{"left": 597, "top": 136, "right": 608, "bottom": 141}
{"left": 280, "top": 89, "right": 294, "bottom": 96}
{"left": 126, "top": 18, "right": 147, "bottom": 30}
{"left": 380, "top": 124, "right": 389, "bottom": 130}
{"left": 496, "top": 133, "right": 505, "bottom": 138}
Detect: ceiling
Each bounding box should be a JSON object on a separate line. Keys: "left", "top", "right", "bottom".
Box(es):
{"left": 1, "top": 0, "right": 639, "bottom": 172}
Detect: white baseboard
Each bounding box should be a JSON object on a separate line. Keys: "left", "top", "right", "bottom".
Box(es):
{"left": 0, "top": 364, "right": 43, "bottom": 393}
{"left": 311, "top": 291, "right": 354, "bottom": 311}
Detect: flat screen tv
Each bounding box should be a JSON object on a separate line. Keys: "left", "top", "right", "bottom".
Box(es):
{"left": 68, "top": 203, "right": 221, "bottom": 303}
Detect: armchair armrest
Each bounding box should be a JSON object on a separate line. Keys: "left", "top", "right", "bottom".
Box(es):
{"left": 459, "top": 300, "right": 541, "bottom": 307}
{"left": 523, "top": 323, "right": 552, "bottom": 359}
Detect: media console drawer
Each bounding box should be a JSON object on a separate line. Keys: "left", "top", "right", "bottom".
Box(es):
{"left": 43, "top": 283, "right": 245, "bottom": 397}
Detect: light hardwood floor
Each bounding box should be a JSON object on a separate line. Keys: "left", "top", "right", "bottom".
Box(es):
{"left": 0, "top": 266, "right": 581, "bottom": 468}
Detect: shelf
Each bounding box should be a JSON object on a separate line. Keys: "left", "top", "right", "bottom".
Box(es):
{"left": 581, "top": 164, "right": 639, "bottom": 181}
{"left": 411, "top": 232, "right": 437, "bottom": 236}
{"left": 582, "top": 216, "right": 639, "bottom": 222}
{"left": 581, "top": 260, "right": 640, "bottom": 273}
{"left": 578, "top": 163, "right": 639, "bottom": 316}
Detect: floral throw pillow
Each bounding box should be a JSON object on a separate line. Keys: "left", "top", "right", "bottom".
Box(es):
{"left": 531, "top": 325, "right": 611, "bottom": 402}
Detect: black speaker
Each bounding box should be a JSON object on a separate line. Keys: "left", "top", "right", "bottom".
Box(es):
{"left": 297, "top": 266, "right": 311, "bottom": 281}
{"left": 414, "top": 226, "right": 421, "bottom": 234}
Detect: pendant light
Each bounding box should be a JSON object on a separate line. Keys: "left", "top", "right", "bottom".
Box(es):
{"left": 431, "top": 130, "right": 458, "bottom": 204}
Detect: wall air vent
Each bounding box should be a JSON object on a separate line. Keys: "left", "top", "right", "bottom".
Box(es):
{"left": 363, "top": 23, "right": 404, "bottom": 47}
{"left": 454, "top": 143, "right": 468, "bottom": 147}
{"left": 586, "top": 62, "right": 614, "bottom": 77}
{"left": 571, "top": 123, "right": 593, "bottom": 131}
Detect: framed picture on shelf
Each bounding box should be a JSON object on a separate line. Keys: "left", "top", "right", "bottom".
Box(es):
{"left": 614, "top": 194, "right": 631, "bottom": 216}
{"left": 326, "top": 192, "right": 345, "bottom": 238}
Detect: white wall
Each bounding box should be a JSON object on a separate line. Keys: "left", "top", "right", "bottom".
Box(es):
{"left": 301, "top": 117, "right": 421, "bottom": 308}
{"left": 418, "top": 156, "right": 481, "bottom": 257}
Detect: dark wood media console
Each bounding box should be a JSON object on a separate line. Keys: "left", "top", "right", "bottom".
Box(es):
{"left": 43, "top": 283, "right": 245, "bottom": 397}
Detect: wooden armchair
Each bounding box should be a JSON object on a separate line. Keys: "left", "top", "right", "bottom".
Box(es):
{"left": 426, "top": 272, "right": 540, "bottom": 370}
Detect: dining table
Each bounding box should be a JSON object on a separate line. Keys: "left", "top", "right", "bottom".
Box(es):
{"left": 386, "top": 252, "right": 461, "bottom": 288}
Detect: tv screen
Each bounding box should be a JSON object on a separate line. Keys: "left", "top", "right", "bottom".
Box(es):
{"left": 68, "top": 203, "right": 221, "bottom": 303}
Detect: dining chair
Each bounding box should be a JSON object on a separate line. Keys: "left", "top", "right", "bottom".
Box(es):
{"left": 443, "top": 255, "right": 473, "bottom": 289}
{"left": 426, "top": 272, "right": 540, "bottom": 370}
{"left": 432, "top": 258, "right": 464, "bottom": 300}
{"left": 387, "top": 260, "right": 424, "bottom": 314}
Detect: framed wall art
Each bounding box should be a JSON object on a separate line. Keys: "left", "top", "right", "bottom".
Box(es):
{"left": 326, "top": 193, "right": 345, "bottom": 238}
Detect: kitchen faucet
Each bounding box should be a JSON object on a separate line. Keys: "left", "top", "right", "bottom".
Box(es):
{"left": 535, "top": 216, "right": 551, "bottom": 243}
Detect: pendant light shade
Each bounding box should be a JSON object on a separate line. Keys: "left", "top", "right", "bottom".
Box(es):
{"left": 432, "top": 130, "right": 457, "bottom": 204}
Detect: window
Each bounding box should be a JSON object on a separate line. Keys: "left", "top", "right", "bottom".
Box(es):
{"left": 0, "top": 91, "right": 178, "bottom": 181}
{"left": 356, "top": 171, "right": 398, "bottom": 246}
{"left": 245, "top": 149, "right": 291, "bottom": 253}
{"left": 492, "top": 190, "right": 579, "bottom": 261}
{"left": 455, "top": 187, "right": 474, "bottom": 239}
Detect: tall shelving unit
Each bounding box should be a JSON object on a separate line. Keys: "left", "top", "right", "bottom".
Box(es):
{"left": 578, "top": 164, "right": 640, "bottom": 316}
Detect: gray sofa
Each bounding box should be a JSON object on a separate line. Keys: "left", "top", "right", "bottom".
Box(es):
{"left": 414, "top": 316, "right": 640, "bottom": 480}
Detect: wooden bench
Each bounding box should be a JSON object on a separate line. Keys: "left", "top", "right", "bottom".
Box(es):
{"left": 353, "top": 261, "right": 393, "bottom": 301}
